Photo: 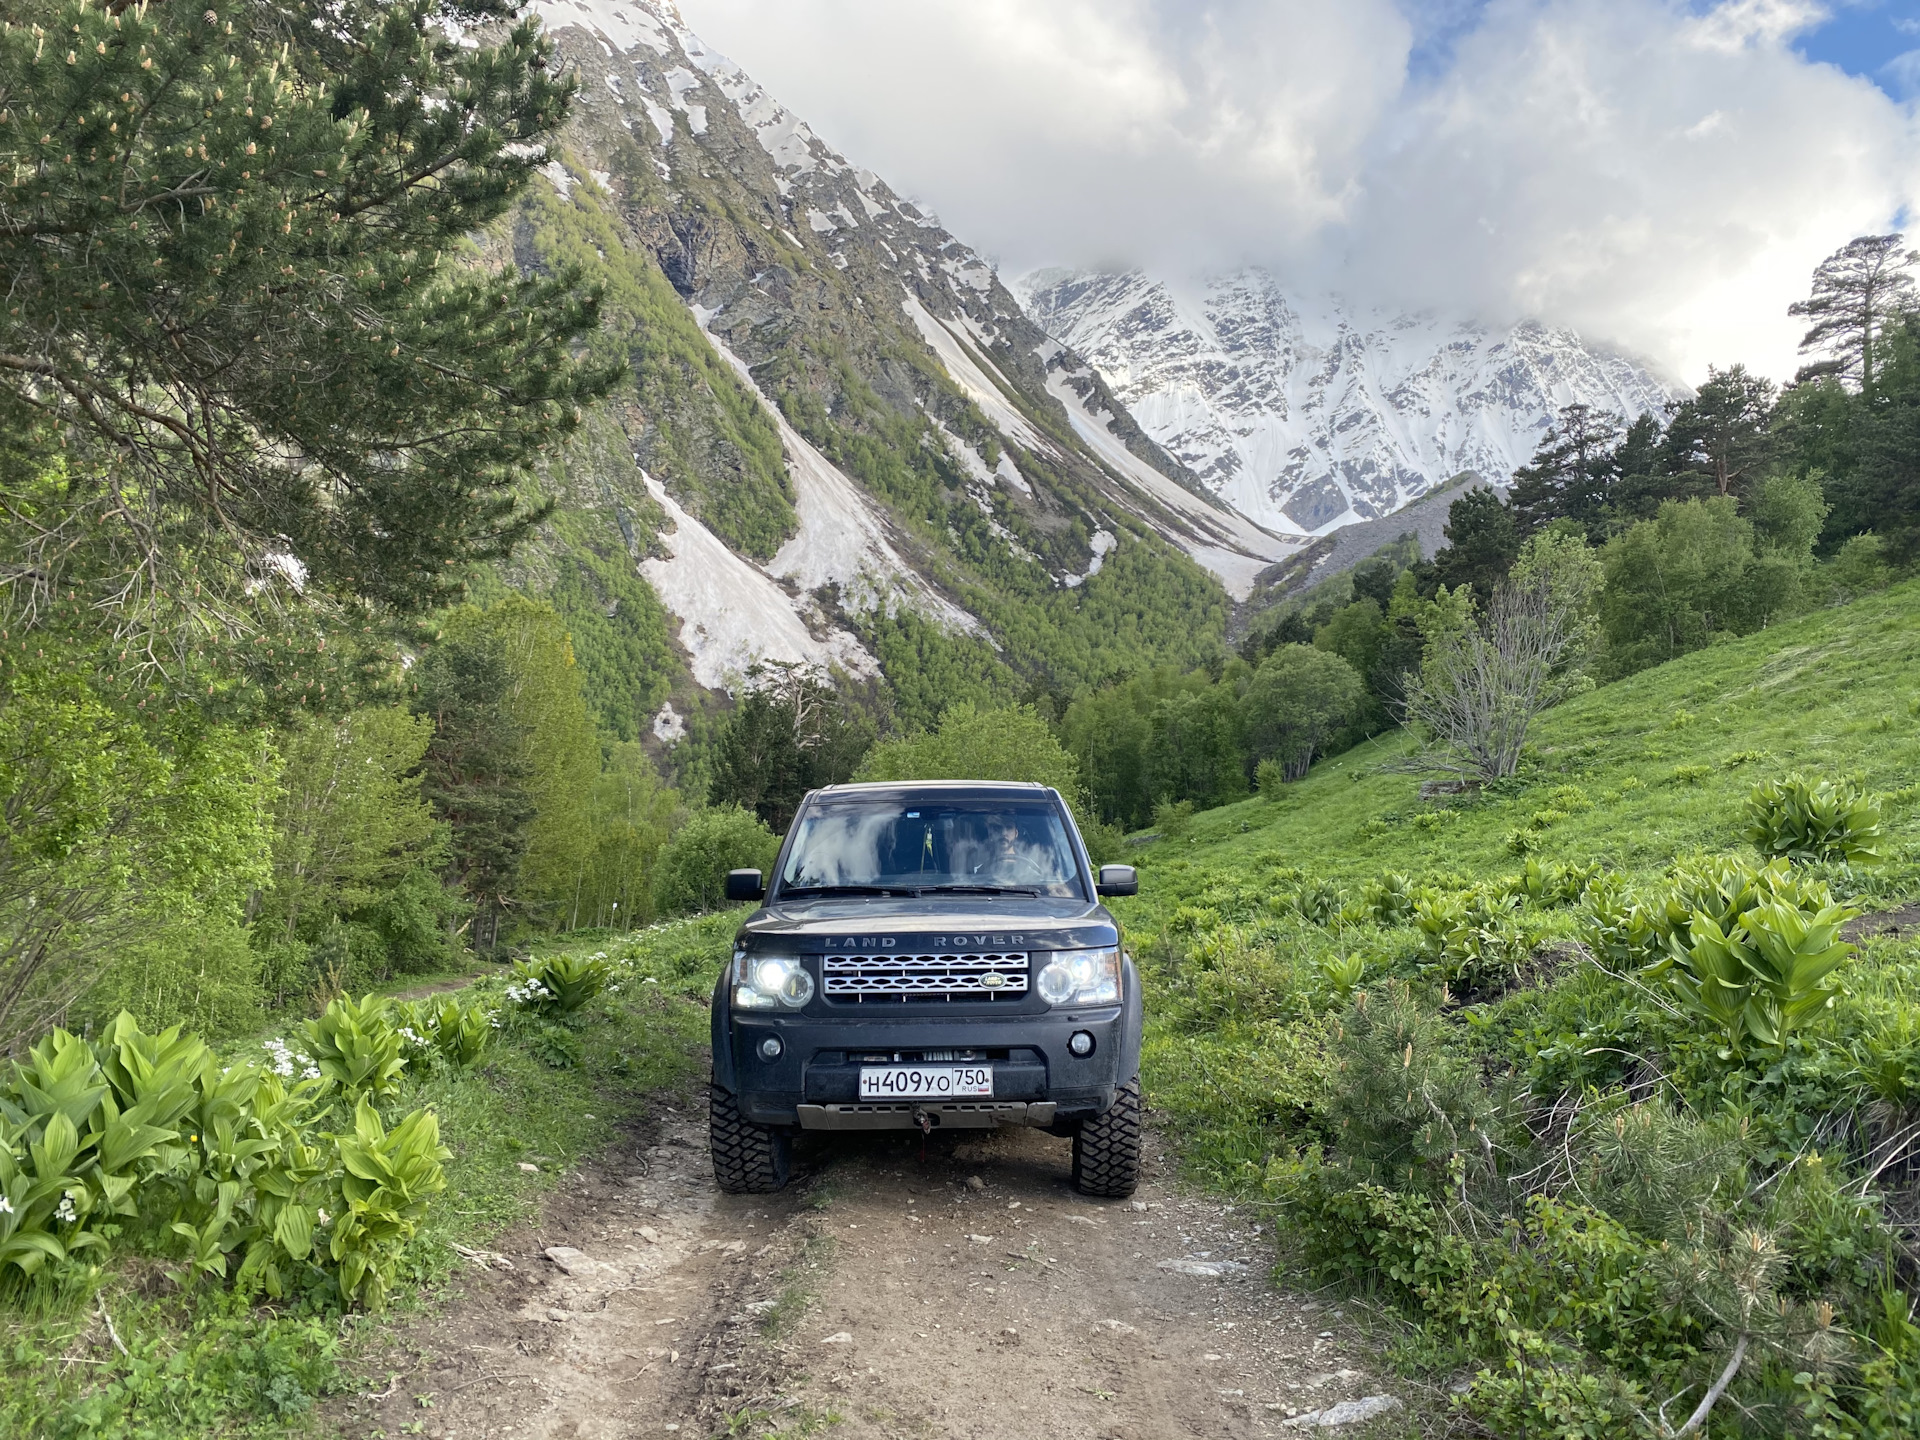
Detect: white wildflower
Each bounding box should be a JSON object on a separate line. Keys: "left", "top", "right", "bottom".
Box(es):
{"left": 54, "top": 1194, "right": 77, "bottom": 1224}
{"left": 0, "top": 1196, "right": 14, "bottom": 1215}
{"left": 303, "top": 1066, "right": 322, "bottom": 1080}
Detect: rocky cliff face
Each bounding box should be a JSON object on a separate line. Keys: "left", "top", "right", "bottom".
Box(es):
{"left": 1015, "top": 269, "right": 1682, "bottom": 535}
{"left": 503, "top": 0, "right": 1298, "bottom": 739}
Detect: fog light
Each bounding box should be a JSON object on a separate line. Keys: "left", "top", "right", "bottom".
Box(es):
{"left": 1067, "top": 1030, "right": 1095, "bottom": 1058}
{"left": 759, "top": 1035, "right": 783, "bottom": 1061}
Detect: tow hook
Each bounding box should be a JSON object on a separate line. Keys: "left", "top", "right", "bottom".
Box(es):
{"left": 914, "top": 1107, "right": 932, "bottom": 1160}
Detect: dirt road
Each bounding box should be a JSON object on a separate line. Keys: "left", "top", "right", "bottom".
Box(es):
{"left": 337, "top": 1103, "right": 1405, "bottom": 1440}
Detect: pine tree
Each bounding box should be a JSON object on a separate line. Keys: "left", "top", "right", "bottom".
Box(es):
{"left": 1431, "top": 488, "right": 1520, "bottom": 608}
{"left": 1605, "top": 412, "right": 1670, "bottom": 523}
{"left": 0, "top": 0, "right": 619, "bottom": 659}
{"left": 413, "top": 629, "right": 533, "bottom": 955}
{"left": 1507, "top": 403, "right": 1625, "bottom": 539}
{"left": 1789, "top": 234, "right": 1919, "bottom": 398}
{"left": 1656, "top": 365, "right": 1776, "bottom": 500}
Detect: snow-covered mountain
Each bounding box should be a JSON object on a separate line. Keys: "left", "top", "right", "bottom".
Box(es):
{"left": 1015, "top": 269, "right": 1683, "bottom": 535}
{"left": 508, "top": 1, "right": 1299, "bottom": 718}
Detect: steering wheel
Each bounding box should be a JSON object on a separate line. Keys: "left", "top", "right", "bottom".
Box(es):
{"left": 973, "top": 853, "right": 1049, "bottom": 883}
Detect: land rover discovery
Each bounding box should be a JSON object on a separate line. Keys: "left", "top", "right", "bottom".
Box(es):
{"left": 707, "top": 780, "right": 1142, "bottom": 1197}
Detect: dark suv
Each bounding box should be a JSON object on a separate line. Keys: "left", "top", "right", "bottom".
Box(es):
{"left": 708, "top": 781, "right": 1142, "bottom": 1197}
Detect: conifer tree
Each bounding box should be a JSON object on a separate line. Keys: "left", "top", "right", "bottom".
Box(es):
{"left": 1789, "top": 234, "right": 1918, "bottom": 398}
{"left": 413, "top": 626, "right": 533, "bottom": 954}
{"left": 1431, "top": 487, "right": 1520, "bottom": 608}
{"left": 1507, "top": 403, "right": 1624, "bottom": 539}
{"left": 1656, "top": 365, "right": 1776, "bottom": 500}
{"left": 0, "top": 0, "right": 618, "bottom": 667}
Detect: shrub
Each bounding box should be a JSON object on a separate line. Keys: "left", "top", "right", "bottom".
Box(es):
{"left": 1152, "top": 798, "right": 1196, "bottom": 839}
{"left": 505, "top": 952, "right": 611, "bottom": 1016}
{"left": 1256, "top": 758, "right": 1287, "bottom": 800}
{"left": 651, "top": 805, "right": 779, "bottom": 915}
{"left": 1323, "top": 981, "right": 1496, "bottom": 1194}
{"left": 1745, "top": 773, "right": 1885, "bottom": 866}
{"left": 301, "top": 995, "right": 405, "bottom": 1104}
{"left": 1263, "top": 1148, "right": 1476, "bottom": 1301}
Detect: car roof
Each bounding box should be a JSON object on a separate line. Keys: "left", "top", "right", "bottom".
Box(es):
{"left": 809, "top": 780, "right": 1052, "bottom": 798}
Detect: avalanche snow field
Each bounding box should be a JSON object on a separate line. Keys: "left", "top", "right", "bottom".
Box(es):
{"left": 1114, "top": 577, "right": 1920, "bottom": 1187}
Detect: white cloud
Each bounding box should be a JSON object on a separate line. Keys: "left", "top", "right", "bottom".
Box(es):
{"left": 676, "top": 0, "right": 1920, "bottom": 382}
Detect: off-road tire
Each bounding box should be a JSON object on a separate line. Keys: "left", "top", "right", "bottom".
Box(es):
{"left": 1071, "top": 1077, "right": 1142, "bottom": 1198}
{"left": 709, "top": 1084, "right": 791, "bottom": 1194}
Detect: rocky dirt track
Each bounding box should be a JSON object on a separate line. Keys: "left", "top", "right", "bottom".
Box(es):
{"left": 337, "top": 1105, "right": 1404, "bottom": 1440}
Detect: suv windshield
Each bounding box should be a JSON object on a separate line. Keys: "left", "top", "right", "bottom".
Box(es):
{"left": 777, "top": 796, "right": 1085, "bottom": 899}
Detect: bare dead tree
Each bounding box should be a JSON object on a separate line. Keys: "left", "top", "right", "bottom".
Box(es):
{"left": 1400, "top": 577, "right": 1581, "bottom": 782}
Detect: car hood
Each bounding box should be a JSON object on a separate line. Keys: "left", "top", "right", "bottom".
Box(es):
{"left": 736, "top": 895, "right": 1118, "bottom": 952}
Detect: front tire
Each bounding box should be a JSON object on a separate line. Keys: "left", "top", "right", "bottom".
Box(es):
{"left": 709, "top": 1083, "right": 792, "bottom": 1194}
{"left": 1071, "top": 1077, "right": 1142, "bottom": 1198}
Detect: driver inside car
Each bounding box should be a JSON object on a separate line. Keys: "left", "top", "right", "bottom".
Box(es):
{"left": 969, "top": 813, "right": 1042, "bottom": 883}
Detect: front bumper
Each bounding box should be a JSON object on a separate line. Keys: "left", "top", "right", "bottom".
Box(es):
{"left": 796, "top": 1100, "right": 1056, "bottom": 1131}
{"left": 723, "top": 1008, "right": 1127, "bottom": 1130}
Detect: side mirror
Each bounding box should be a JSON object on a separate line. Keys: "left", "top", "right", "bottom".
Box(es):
{"left": 1096, "top": 864, "right": 1138, "bottom": 897}
{"left": 725, "top": 869, "right": 766, "bottom": 903}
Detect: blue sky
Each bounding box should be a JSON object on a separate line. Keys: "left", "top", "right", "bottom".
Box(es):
{"left": 1795, "top": 0, "right": 1920, "bottom": 96}
{"left": 1403, "top": 1, "right": 1920, "bottom": 96}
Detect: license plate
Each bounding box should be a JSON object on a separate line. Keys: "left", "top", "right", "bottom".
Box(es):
{"left": 858, "top": 1064, "right": 993, "bottom": 1100}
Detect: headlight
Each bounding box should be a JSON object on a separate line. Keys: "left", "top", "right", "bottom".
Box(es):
{"left": 732, "top": 952, "right": 815, "bottom": 1010}
{"left": 1035, "top": 947, "right": 1121, "bottom": 1007}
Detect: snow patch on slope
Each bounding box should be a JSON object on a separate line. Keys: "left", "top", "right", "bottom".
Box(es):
{"left": 530, "top": 0, "right": 669, "bottom": 55}
{"left": 901, "top": 295, "right": 1053, "bottom": 456}
{"left": 638, "top": 471, "right": 875, "bottom": 689}
{"left": 1061, "top": 529, "right": 1116, "bottom": 589}
{"left": 693, "top": 309, "right": 981, "bottom": 637}
{"left": 1039, "top": 368, "right": 1297, "bottom": 599}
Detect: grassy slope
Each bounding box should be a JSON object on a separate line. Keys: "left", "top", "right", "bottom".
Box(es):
{"left": 1140, "top": 580, "right": 1920, "bottom": 891}
{"left": 0, "top": 917, "right": 733, "bottom": 1439}
{"left": 1113, "top": 578, "right": 1920, "bottom": 1182}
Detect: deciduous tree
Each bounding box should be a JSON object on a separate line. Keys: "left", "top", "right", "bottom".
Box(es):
{"left": 1241, "top": 645, "right": 1365, "bottom": 781}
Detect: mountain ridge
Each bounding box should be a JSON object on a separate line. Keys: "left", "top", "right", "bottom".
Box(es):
{"left": 504, "top": 0, "right": 1299, "bottom": 739}
{"left": 1015, "top": 267, "right": 1683, "bottom": 536}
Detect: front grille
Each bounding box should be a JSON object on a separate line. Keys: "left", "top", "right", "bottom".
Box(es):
{"left": 823, "top": 952, "right": 1029, "bottom": 1003}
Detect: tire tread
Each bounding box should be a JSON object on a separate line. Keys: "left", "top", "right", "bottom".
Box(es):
{"left": 1071, "top": 1077, "right": 1142, "bottom": 1198}
{"left": 709, "top": 1083, "right": 790, "bottom": 1194}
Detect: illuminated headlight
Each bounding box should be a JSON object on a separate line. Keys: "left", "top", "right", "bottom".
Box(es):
{"left": 732, "top": 952, "right": 814, "bottom": 1010}
{"left": 1035, "top": 948, "right": 1121, "bottom": 1007}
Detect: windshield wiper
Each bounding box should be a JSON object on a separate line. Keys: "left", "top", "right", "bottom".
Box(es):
{"left": 912, "top": 884, "right": 1042, "bottom": 897}
{"left": 776, "top": 884, "right": 912, "bottom": 898}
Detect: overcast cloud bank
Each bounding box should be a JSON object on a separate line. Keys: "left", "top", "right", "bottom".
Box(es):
{"left": 676, "top": 0, "right": 1920, "bottom": 382}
